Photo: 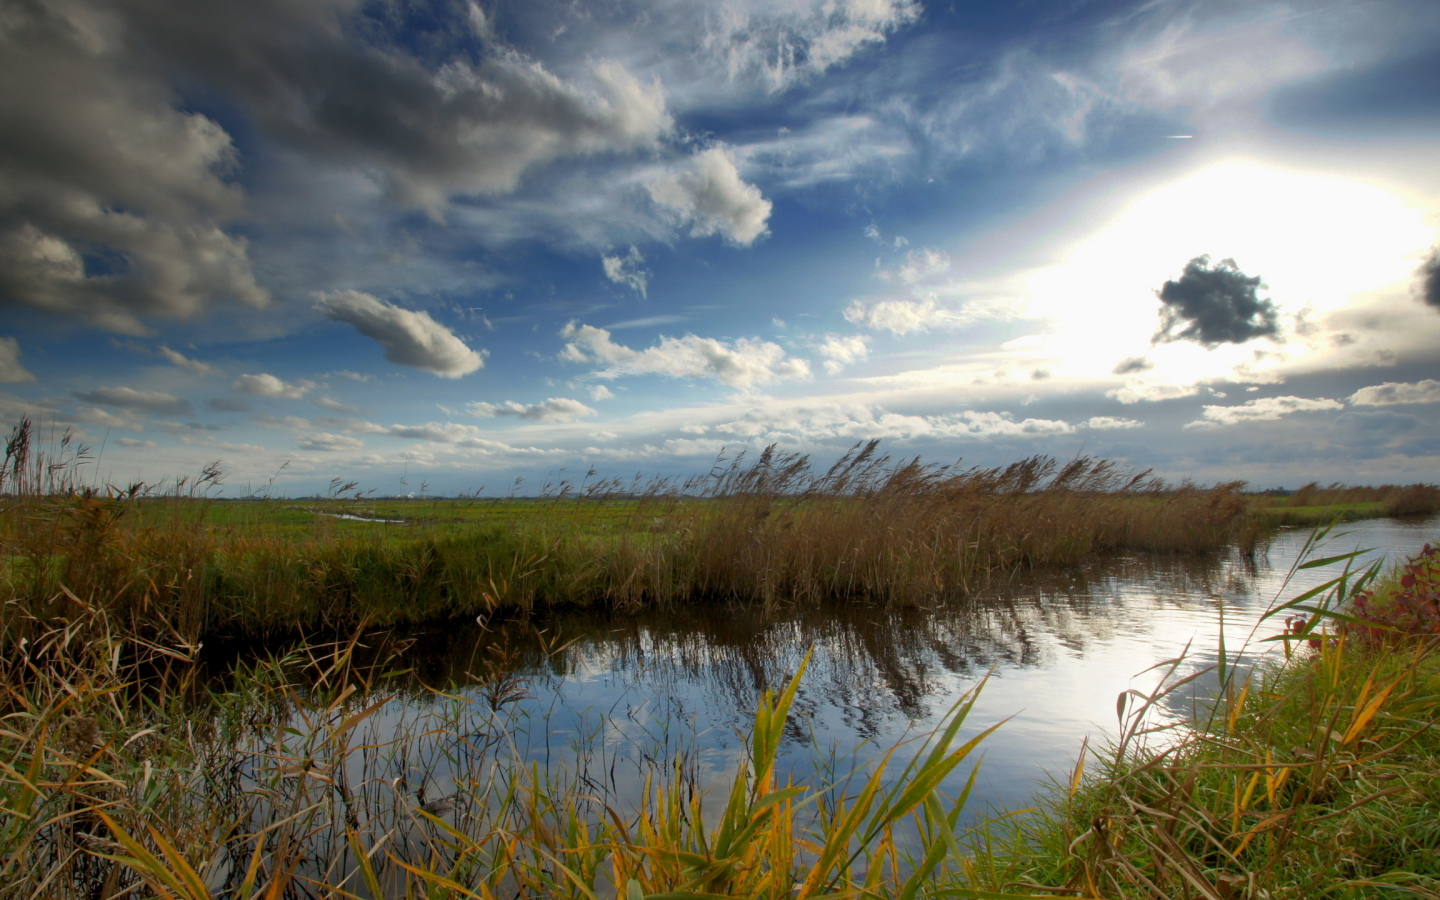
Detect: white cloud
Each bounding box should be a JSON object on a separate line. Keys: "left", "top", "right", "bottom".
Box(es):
{"left": 115, "top": 438, "right": 158, "bottom": 449}
{"left": 468, "top": 397, "right": 598, "bottom": 423}
{"left": 1085, "top": 416, "right": 1142, "bottom": 430}
{"left": 232, "top": 373, "right": 314, "bottom": 399}
{"left": 70, "top": 386, "right": 190, "bottom": 415}
{"left": 814, "top": 334, "right": 870, "bottom": 375}
{"left": 1189, "top": 396, "right": 1343, "bottom": 428}
{"left": 560, "top": 321, "right": 809, "bottom": 388}
{"left": 0, "top": 337, "right": 34, "bottom": 383}
{"left": 589, "top": 384, "right": 616, "bottom": 401}
{"left": 1107, "top": 379, "right": 1202, "bottom": 405}
{"left": 297, "top": 432, "right": 365, "bottom": 452}
{"left": 1349, "top": 380, "right": 1440, "bottom": 407}
{"left": 844, "top": 295, "right": 964, "bottom": 335}
{"left": 892, "top": 248, "right": 951, "bottom": 284}
{"left": 708, "top": 402, "right": 1076, "bottom": 442}
{"left": 647, "top": 147, "right": 772, "bottom": 245}
{"left": 314, "top": 290, "right": 486, "bottom": 378}
{"left": 312, "top": 396, "right": 365, "bottom": 415}
{"left": 602, "top": 245, "right": 650, "bottom": 297}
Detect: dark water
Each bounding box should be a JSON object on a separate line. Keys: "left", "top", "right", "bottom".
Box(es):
{"left": 290, "top": 516, "right": 1440, "bottom": 819}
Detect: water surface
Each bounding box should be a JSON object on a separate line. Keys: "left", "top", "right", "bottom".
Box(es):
{"left": 379, "top": 515, "right": 1437, "bottom": 815}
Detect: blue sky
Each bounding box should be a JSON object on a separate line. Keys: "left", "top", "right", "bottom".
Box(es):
{"left": 3, "top": 0, "right": 1439, "bottom": 495}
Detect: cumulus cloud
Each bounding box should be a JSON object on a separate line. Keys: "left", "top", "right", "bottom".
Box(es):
{"left": 602, "top": 246, "right": 650, "bottom": 297}
{"left": 70, "top": 386, "right": 190, "bottom": 415}
{"left": 0, "top": 1, "right": 268, "bottom": 333}
{"left": 1153, "top": 256, "right": 1280, "bottom": 348}
{"left": 891, "top": 248, "right": 950, "bottom": 284}
{"left": 589, "top": 384, "right": 616, "bottom": 401}
{"left": 647, "top": 147, "right": 772, "bottom": 245}
{"left": 296, "top": 432, "right": 365, "bottom": 452}
{"left": 560, "top": 321, "right": 808, "bottom": 388}
{"left": 157, "top": 346, "right": 219, "bottom": 377}
{"left": 844, "top": 295, "right": 964, "bottom": 335}
{"left": 1085, "top": 416, "right": 1142, "bottom": 430}
{"left": 1112, "top": 356, "right": 1152, "bottom": 375}
{"left": 113, "top": 2, "right": 671, "bottom": 216}
{"left": 1107, "top": 379, "right": 1201, "bottom": 404}
{"left": 1189, "top": 395, "right": 1343, "bottom": 427}
{"left": 314, "top": 291, "right": 486, "bottom": 378}
{"left": 1420, "top": 248, "right": 1440, "bottom": 311}
{"left": 232, "top": 373, "right": 313, "bottom": 399}
{"left": 814, "top": 334, "right": 870, "bottom": 375}
{"left": 0, "top": 337, "right": 35, "bottom": 383}
{"left": 1349, "top": 380, "right": 1440, "bottom": 407}
{"left": 708, "top": 403, "right": 1076, "bottom": 442}
{"left": 468, "top": 397, "right": 598, "bottom": 423}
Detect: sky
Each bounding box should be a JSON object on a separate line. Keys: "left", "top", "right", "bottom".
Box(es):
{"left": 3, "top": 0, "right": 1440, "bottom": 496}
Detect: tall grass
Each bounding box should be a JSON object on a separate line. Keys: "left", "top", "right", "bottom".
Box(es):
{"left": 966, "top": 531, "right": 1440, "bottom": 900}
{"left": 0, "top": 598, "right": 1040, "bottom": 900}
{"left": 2, "top": 427, "right": 1266, "bottom": 642}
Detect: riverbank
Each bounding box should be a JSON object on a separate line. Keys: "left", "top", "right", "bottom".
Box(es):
{"left": 2, "top": 437, "right": 1268, "bottom": 642}
{"left": 966, "top": 540, "right": 1440, "bottom": 899}
{"left": 2, "top": 535, "right": 1436, "bottom": 899}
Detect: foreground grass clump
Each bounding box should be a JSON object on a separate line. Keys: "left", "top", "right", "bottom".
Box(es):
{"left": 1, "top": 422, "right": 1265, "bottom": 641}
{"left": 969, "top": 542, "right": 1440, "bottom": 900}
{"left": 0, "top": 604, "right": 1034, "bottom": 900}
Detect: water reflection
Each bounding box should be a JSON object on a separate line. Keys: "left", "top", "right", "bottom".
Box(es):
{"left": 213, "top": 516, "right": 1439, "bottom": 816}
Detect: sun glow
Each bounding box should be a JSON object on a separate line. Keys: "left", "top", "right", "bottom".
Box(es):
{"left": 1022, "top": 161, "right": 1436, "bottom": 380}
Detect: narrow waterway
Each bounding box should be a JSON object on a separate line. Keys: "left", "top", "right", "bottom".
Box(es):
{"left": 368, "top": 515, "right": 1437, "bottom": 818}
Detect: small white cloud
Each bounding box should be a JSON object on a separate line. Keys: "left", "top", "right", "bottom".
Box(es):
{"left": 1107, "top": 379, "right": 1202, "bottom": 405}
{"left": 0, "top": 336, "right": 35, "bottom": 383}
{"left": 814, "top": 334, "right": 870, "bottom": 375}
{"left": 589, "top": 384, "right": 615, "bottom": 401}
{"left": 468, "top": 397, "right": 598, "bottom": 423}
{"left": 70, "top": 386, "right": 190, "bottom": 415}
{"left": 115, "top": 437, "right": 158, "bottom": 449}
{"left": 314, "top": 290, "right": 486, "bottom": 378}
{"left": 1085, "top": 416, "right": 1143, "bottom": 430}
{"left": 1189, "top": 396, "right": 1343, "bottom": 428}
{"left": 648, "top": 147, "right": 772, "bottom": 245}
{"left": 332, "top": 370, "right": 375, "bottom": 382}
{"left": 560, "top": 321, "right": 809, "bottom": 388}
{"left": 297, "top": 432, "right": 365, "bottom": 452}
{"left": 895, "top": 248, "right": 950, "bottom": 284}
{"left": 1349, "top": 380, "right": 1440, "bottom": 407}
{"left": 232, "top": 373, "right": 314, "bottom": 399}
{"left": 602, "top": 245, "right": 650, "bottom": 297}
{"left": 844, "top": 295, "right": 962, "bottom": 336}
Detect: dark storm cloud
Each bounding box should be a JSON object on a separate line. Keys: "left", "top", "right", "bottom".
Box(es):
{"left": 0, "top": 0, "right": 669, "bottom": 332}
{"left": 1152, "top": 256, "right": 1280, "bottom": 348}
{"left": 1420, "top": 247, "right": 1440, "bottom": 311}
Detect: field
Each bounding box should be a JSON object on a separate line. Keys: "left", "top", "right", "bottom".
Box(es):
{"left": 0, "top": 421, "right": 1311, "bottom": 643}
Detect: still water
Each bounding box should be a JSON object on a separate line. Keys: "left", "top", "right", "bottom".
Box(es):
{"left": 368, "top": 515, "right": 1438, "bottom": 817}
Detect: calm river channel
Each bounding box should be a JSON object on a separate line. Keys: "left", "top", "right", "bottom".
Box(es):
{"left": 324, "top": 515, "right": 1439, "bottom": 823}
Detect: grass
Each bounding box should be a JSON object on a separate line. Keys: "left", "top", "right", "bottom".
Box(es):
{"left": 1, "top": 420, "right": 1277, "bottom": 643}
{"left": 3, "top": 530, "right": 1439, "bottom": 899}
{"left": 1250, "top": 482, "right": 1440, "bottom": 528}
{"left": 964, "top": 530, "right": 1440, "bottom": 900}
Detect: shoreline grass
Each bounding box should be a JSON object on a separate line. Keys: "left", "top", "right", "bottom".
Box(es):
{"left": 2, "top": 424, "right": 1280, "bottom": 643}
{"left": 3, "top": 535, "right": 1439, "bottom": 899}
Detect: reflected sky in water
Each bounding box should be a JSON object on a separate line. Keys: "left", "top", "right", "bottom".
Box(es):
{"left": 339, "top": 517, "right": 1439, "bottom": 816}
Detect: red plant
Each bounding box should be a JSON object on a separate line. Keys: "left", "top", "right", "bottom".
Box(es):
{"left": 1345, "top": 543, "right": 1440, "bottom": 645}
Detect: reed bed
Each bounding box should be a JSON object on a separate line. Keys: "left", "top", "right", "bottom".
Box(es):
{"left": 1, "top": 422, "right": 1265, "bottom": 642}
{"left": 967, "top": 533, "right": 1440, "bottom": 900}
{"left": 0, "top": 598, "right": 1034, "bottom": 900}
